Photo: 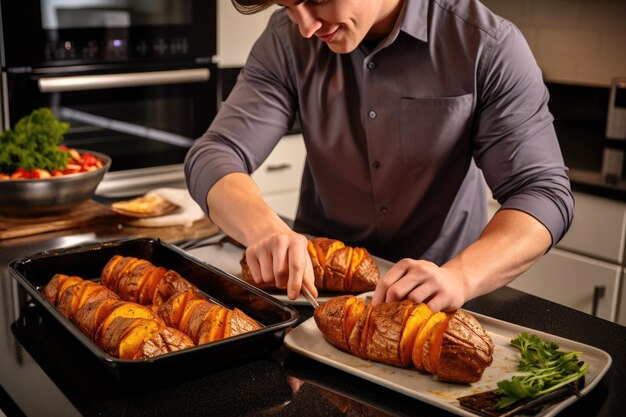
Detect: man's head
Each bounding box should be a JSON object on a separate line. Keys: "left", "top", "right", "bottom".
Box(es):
{"left": 231, "top": 0, "right": 404, "bottom": 54}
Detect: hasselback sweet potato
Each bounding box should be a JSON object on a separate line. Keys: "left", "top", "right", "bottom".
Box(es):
{"left": 42, "top": 255, "right": 264, "bottom": 359}
{"left": 157, "top": 288, "right": 262, "bottom": 345}
{"left": 43, "top": 274, "right": 194, "bottom": 359}
{"left": 100, "top": 255, "right": 189, "bottom": 306}
{"left": 101, "top": 255, "right": 262, "bottom": 344}
{"left": 240, "top": 237, "right": 380, "bottom": 292}
{"left": 314, "top": 295, "right": 495, "bottom": 383}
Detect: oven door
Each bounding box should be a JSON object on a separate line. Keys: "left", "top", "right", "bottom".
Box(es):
{"left": 3, "top": 63, "right": 217, "bottom": 197}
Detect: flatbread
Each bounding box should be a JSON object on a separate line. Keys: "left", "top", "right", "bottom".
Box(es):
{"left": 111, "top": 194, "right": 179, "bottom": 218}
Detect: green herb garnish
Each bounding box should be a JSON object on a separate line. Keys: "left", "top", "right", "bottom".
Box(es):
{"left": 0, "top": 107, "right": 70, "bottom": 173}
{"left": 496, "top": 332, "right": 588, "bottom": 408}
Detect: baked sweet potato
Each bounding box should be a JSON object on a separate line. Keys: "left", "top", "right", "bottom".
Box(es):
{"left": 240, "top": 237, "right": 380, "bottom": 293}
{"left": 314, "top": 296, "right": 495, "bottom": 383}
{"left": 43, "top": 254, "right": 265, "bottom": 360}
{"left": 56, "top": 280, "right": 120, "bottom": 320}
{"left": 43, "top": 272, "right": 193, "bottom": 358}
{"left": 43, "top": 274, "right": 84, "bottom": 305}
{"left": 74, "top": 297, "right": 121, "bottom": 339}
{"left": 137, "top": 326, "right": 195, "bottom": 359}
{"left": 101, "top": 256, "right": 193, "bottom": 307}
{"left": 96, "top": 316, "right": 193, "bottom": 359}
{"left": 157, "top": 289, "right": 262, "bottom": 345}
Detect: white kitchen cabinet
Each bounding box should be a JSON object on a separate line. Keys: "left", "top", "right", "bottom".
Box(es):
{"left": 488, "top": 191, "right": 626, "bottom": 264}
{"left": 251, "top": 134, "right": 306, "bottom": 220}
{"left": 487, "top": 189, "right": 625, "bottom": 323}
{"left": 509, "top": 248, "right": 621, "bottom": 322}
{"left": 558, "top": 192, "right": 626, "bottom": 264}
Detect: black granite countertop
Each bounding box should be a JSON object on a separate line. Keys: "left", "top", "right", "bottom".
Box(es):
{"left": 0, "top": 221, "right": 625, "bottom": 417}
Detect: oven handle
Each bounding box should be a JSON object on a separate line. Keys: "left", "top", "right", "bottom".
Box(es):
{"left": 38, "top": 68, "right": 211, "bottom": 93}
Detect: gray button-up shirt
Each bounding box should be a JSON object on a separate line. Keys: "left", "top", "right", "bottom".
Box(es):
{"left": 185, "top": 0, "right": 574, "bottom": 264}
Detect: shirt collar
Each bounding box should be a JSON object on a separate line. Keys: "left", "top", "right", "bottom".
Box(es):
{"left": 360, "top": 0, "right": 429, "bottom": 54}
{"left": 399, "top": 0, "right": 429, "bottom": 43}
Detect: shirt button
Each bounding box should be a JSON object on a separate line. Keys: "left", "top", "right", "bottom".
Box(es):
{"left": 368, "top": 110, "right": 377, "bottom": 119}
{"left": 372, "top": 161, "right": 381, "bottom": 169}
{"left": 380, "top": 207, "right": 389, "bottom": 215}
{"left": 367, "top": 61, "right": 376, "bottom": 70}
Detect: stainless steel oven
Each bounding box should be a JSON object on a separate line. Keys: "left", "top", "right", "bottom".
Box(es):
{"left": 0, "top": 0, "right": 217, "bottom": 197}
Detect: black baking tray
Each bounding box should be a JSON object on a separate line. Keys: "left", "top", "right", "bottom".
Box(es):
{"left": 8, "top": 237, "right": 299, "bottom": 382}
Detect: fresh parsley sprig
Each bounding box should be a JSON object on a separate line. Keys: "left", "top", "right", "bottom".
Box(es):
{"left": 496, "top": 332, "right": 588, "bottom": 409}
{"left": 0, "top": 107, "right": 70, "bottom": 172}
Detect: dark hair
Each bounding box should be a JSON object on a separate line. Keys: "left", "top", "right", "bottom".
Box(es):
{"left": 231, "top": 0, "right": 275, "bottom": 15}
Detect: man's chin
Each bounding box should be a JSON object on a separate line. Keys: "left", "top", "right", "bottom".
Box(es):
{"left": 325, "top": 41, "right": 359, "bottom": 54}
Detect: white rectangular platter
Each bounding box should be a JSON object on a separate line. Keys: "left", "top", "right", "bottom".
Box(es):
{"left": 284, "top": 308, "right": 612, "bottom": 417}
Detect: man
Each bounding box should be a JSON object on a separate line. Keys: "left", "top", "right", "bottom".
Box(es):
{"left": 184, "top": 0, "right": 574, "bottom": 312}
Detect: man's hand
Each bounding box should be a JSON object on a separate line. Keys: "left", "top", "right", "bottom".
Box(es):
{"left": 244, "top": 232, "right": 318, "bottom": 300}
{"left": 371, "top": 209, "right": 552, "bottom": 312}
{"left": 371, "top": 259, "right": 466, "bottom": 312}
{"left": 207, "top": 172, "right": 318, "bottom": 300}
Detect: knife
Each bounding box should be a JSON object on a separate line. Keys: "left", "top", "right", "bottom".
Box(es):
{"left": 301, "top": 286, "right": 319, "bottom": 309}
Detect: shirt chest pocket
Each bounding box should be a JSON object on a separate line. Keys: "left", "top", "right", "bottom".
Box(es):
{"left": 399, "top": 94, "right": 474, "bottom": 167}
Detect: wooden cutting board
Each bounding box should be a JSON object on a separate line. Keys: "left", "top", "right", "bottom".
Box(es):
{"left": 0, "top": 200, "right": 120, "bottom": 240}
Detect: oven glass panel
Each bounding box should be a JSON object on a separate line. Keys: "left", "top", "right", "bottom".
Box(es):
{"left": 48, "top": 83, "right": 209, "bottom": 172}
{"left": 41, "top": 0, "right": 193, "bottom": 29}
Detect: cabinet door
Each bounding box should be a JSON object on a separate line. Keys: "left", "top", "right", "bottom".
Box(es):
{"left": 488, "top": 191, "right": 626, "bottom": 264}
{"left": 508, "top": 248, "right": 620, "bottom": 322}
{"left": 252, "top": 134, "right": 305, "bottom": 195}
{"left": 252, "top": 134, "right": 305, "bottom": 220}
{"left": 558, "top": 192, "right": 626, "bottom": 264}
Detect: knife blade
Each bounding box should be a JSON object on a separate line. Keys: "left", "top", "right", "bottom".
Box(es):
{"left": 301, "top": 286, "right": 319, "bottom": 309}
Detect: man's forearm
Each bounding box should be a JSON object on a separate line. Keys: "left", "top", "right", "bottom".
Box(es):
{"left": 206, "top": 172, "right": 292, "bottom": 246}
{"left": 443, "top": 209, "right": 553, "bottom": 301}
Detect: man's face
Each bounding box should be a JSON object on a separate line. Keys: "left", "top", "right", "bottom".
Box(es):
{"left": 276, "top": 0, "right": 402, "bottom": 54}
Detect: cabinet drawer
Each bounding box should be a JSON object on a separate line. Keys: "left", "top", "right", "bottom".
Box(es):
{"left": 508, "top": 248, "right": 620, "bottom": 322}
{"left": 252, "top": 134, "right": 306, "bottom": 195}
{"left": 558, "top": 192, "right": 626, "bottom": 264}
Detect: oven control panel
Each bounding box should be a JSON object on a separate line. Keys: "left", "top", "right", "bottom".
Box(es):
{"left": 43, "top": 37, "right": 190, "bottom": 62}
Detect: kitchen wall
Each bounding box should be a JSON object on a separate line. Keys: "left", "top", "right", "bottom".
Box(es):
{"left": 481, "top": 0, "right": 626, "bottom": 87}
{"left": 216, "top": 0, "right": 276, "bottom": 68}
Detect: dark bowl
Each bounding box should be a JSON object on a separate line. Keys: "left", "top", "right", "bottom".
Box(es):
{"left": 0, "top": 150, "right": 111, "bottom": 217}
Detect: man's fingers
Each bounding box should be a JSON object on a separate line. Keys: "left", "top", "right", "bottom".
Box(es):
{"left": 286, "top": 241, "right": 309, "bottom": 300}
{"left": 371, "top": 262, "right": 407, "bottom": 305}
{"left": 272, "top": 238, "right": 290, "bottom": 289}
{"left": 245, "top": 251, "right": 263, "bottom": 285}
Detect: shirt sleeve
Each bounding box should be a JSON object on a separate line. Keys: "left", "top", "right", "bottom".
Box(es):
{"left": 184, "top": 12, "right": 298, "bottom": 214}
{"left": 472, "top": 21, "right": 574, "bottom": 245}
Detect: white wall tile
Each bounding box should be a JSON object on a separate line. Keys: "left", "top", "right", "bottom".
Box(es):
{"left": 480, "top": 0, "right": 626, "bottom": 87}
{"left": 481, "top": 0, "right": 533, "bottom": 25}
{"left": 534, "top": 28, "right": 601, "bottom": 57}
{"left": 528, "top": 0, "right": 584, "bottom": 28}
{"left": 599, "top": 32, "right": 626, "bottom": 62}
{"left": 579, "top": 1, "right": 626, "bottom": 32}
